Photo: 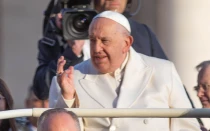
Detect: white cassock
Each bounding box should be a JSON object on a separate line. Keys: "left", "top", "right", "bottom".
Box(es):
{"left": 49, "top": 47, "right": 201, "bottom": 131}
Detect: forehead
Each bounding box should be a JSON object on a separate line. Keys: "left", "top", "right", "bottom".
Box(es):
{"left": 89, "top": 18, "right": 118, "bottom": 37}
{"left": 96, "top": 0, "right": 128, "bottom": 4}
{"left": 198, "top": 65, "right": 210, "bottom": 83}
{"left": 46, "top": 113, "right": 76, "bottom": 129}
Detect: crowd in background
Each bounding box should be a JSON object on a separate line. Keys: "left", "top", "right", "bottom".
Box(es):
{"left": 0, "top": 0, "right": 209, "bottom": 131}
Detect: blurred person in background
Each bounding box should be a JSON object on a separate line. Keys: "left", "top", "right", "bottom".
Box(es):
{"left": 194, "top": 60, "right": 210, "bottom": 131}
{"left": 33, "top": 0, "right": 167, "bottom": 100}
{"left": 33, "top": 0, "right": 90, "bottom": 100}
{"left": 15, "top": 86, "right": 49, "bottom": 131}
{"left": 25, "top": 86, "right": 49, "bottom": 131}
{"left": 17, "top": 86, "right": 49, "bottom": 131}
{"left": 195, "top": 61, "right": 210, "bottom": 108}
{"left": 37, "top": 108, "right": 80, "bottom": 131}
{"left": 0, "top": 78, "right": 17, "bottom": 131}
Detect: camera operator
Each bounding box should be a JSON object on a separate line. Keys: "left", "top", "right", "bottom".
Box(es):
{"left": 33, "top": 0, "right": 91, "bottom": 100}
{"left": 33, "top": 0, "right": 168, "bottom": 100}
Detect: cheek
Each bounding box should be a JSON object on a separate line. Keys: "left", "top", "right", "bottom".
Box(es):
{"left": 206, "top": 90, "right": 210, "bottom": 99}
{"left": 121, "top": 2, "right": 127, "bottom": 11}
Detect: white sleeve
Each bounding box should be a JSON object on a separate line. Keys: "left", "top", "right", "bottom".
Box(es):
{"left": 49, "top": 76, "right": 60, "bottom": 108}
{"left": 169, "top": 63, "right": 201, "bottom": 131}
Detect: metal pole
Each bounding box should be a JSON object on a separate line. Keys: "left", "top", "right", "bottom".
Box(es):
{"left": 1, "top": 108, "right": 210, "bottom": 119}
{"left": 0, "top": 109, "right": 32, "bottom": 119}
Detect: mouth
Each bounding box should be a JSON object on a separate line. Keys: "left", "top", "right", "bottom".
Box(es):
{"left": 110, "top": 3, "right": 120, "bottom": 6}
{"left": 94, "top": 56, "right": 107, "bottom": 63}
{"left": 107, "top": 2, "right": 120, "bottom": 8}
{"left": 201, "top": 100, "right": 208, "bottom": 103}
{"left": 200, "top": 98, "right": 209, "bottom": 104}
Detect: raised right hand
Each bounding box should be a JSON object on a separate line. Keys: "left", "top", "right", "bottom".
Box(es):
{"left": 57, "top": 56, "right": 75, "bottom": 100}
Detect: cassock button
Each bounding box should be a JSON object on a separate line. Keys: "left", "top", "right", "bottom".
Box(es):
{"left": 109, "top": 125, "right": 116, "bottom": 131}
{"left": 143, "top": 119, "right": 149, "bottom": 124}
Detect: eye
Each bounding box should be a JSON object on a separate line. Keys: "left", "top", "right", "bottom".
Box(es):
{"left": 194, "top": 86, "right": 199, "bottom": 91}
{"left": 203, "top": 84, "right": 210, "bottom": 90}
{"left": 90, "top": 38, "right": 96, "bottom": 43}
{"left": 101, "top": 39, "right": 109, "bottom": 44}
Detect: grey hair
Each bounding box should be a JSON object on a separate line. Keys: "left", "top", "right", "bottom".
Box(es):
{"left": 196, "top": 60, "right": 210, "bottom": 81}
{"left": 37, "top": 108, "right": 81, "bottom": 131}
{"left": 196, "top": 60, "right": 210, "bottom": 71}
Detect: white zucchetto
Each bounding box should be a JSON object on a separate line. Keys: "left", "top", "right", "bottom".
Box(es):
{"left": 92, "top": 11, "right": 131, "bottom": 33}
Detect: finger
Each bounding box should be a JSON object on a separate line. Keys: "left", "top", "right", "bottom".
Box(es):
{"left": 57, "top": 56, "right": 64, "bottom": 66}
{"left": 65, "top": 67, "right": 74, "bottom": 86}
{"left": 65, "top": 66, "right": 73, "bottom": 76}
{"left": 60, "top": 69, "right": 67, "bottom": 81}
{"left": 66, "top": 66, "right": 74, "bottom": 79}
{"left": 68, "top": 66, "right": 74, "bottom": 75}
{"left": 57, "top": 56, "right": 66, "bottom": 74}
{"left": 57, "top": 60, "right": 66, "bottom": 74}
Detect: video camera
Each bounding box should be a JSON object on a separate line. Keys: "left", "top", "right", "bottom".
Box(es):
{"left": 61, "top": 0, "right": 97, "bottom": 40}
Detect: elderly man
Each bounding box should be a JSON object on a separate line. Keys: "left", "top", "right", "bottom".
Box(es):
{"left": 94, "top": 0, "right": 167, "bottom": 59}
{"left": 194, "top": 61, "right": 210, "bottom": 131}
{"left": 50, "top": 11, "right": 200, "bottom": 131}
{"left": 195, "top": 61, "right": 210, "bottom": 108}
{"left": 34, "top": 0, "right": 167, "bottom": 100}
{"left": 37, "top": 108, "right": 80, "bottom": 131}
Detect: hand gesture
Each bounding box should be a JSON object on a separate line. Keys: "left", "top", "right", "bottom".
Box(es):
{"left": 56, "top": 56, "right": 75, "bottom": 100}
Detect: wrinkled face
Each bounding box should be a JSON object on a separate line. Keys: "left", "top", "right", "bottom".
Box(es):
{"left": 43, "top": 113, "right": 77, "bottom": 131}
{"left": 95, "top": 0, "right": 128, "bottom": 13}
{"left": 196, "top": 66, "right": 210, "bottom": 108}
{"left": 89, "top": 18, "right": 132, "bottom": 73}
{"left": 0, "top": 93, "right": 6, "bottom": 125}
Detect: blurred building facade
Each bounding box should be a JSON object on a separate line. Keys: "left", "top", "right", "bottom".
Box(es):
{"left": 0, "top": 0, "right": 210, "bottom": 128}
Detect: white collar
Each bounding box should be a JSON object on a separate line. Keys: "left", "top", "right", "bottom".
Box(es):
{"left": 109, "top": 53, "right": 129, "bottom": 78}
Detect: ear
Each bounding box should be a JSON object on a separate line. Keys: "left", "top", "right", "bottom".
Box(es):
{"left": 123, "top": 35, "right": 133, "bottom": 53}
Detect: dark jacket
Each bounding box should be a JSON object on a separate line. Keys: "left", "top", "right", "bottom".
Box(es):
{"left": 33, "top": 18, "right": 167, "bottom": 100}
{"left": 129, "top": 19, "right": 167, "bottom": 59}
{"left": 33, "top": 18, "right": 84, "bottom": 100}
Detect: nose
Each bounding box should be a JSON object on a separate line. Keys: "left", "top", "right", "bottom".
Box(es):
{"left": 92, "top": 40, "right": 103, "bottom": 53}
{"left": 197, "top": 88, "right": 204, "bottom": 98}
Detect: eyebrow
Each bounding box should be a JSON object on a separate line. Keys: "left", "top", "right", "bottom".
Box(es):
{"left": 89, "top": 36, "right": 111, "bottom": 40}
{"left": 89, "top": 35, "right": 94, "bottom": 39}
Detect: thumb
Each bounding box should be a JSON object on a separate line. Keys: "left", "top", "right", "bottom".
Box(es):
{"left": 65, "top": 66, "right": 74, "bottom": 78}
{"left": 68, "top": 66, "right": 74, "bottom": 74}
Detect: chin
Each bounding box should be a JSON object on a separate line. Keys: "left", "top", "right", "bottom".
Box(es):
{"left": 203, "top": 104, "right": 210, "bottom": 108}
{"left": 92, "top": 63, "right": 109, "bottom": 74}
{"left": 95, "top": 66, "right": 109, "bottom": 74}
{"left": 97, "top": 68, "right": 109, "bottom": 74}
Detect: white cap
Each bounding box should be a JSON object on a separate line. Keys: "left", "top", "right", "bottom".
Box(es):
{"left": 92, "top": 11, "right": 131, "bottom": 33}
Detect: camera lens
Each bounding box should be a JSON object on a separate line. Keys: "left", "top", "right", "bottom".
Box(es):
{"left": 62, "top": 10, "right": 97, "bottom": 40}
{"left": 72, "top": 14, "right": 90, "bottom": 32}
